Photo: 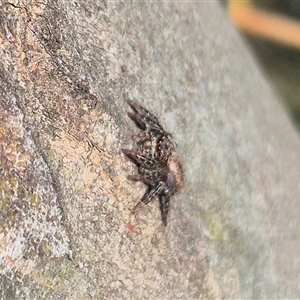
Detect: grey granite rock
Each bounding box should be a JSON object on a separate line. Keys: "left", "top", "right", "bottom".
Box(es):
{"left": 1, "top": 0, "right": 300, "bottom": 299}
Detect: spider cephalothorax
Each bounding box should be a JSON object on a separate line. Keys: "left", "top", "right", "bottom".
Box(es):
{"left": 122, "top": 100, "right": 184, "bottom": 226}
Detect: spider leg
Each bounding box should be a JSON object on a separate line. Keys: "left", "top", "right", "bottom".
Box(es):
{"left": 131, "top": 182, "right": 164, "bottom": 215}
{"left": 159, "top": 196, "right": 170, "bottom": 226}
{"left": 127, "top": 100, "right": 157, "bottom": 122}
{"left": 159, "top": 188, "right": 171, "bottom": 226}
{"left": 134, "top": 132, "right": 151, "bottom": 146}
{"left": 127, "top": 174, "right": 152, "bottom": 182}
{"left": 122, "top": 149, "right": 156, "bottom": 168}
{"left": 127, "top": 100, "right": 163, "bottom": 132}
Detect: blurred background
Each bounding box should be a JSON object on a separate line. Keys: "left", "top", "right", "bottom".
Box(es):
{"left": 225, "top": 0, "right": 300, "bottom": 131}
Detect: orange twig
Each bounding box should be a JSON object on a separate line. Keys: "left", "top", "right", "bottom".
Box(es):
{"left": 228, "top": 3, "right": 300, "bottom": 49}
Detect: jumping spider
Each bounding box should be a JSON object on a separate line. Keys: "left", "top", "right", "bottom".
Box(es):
{"left": 122, "top": 100, "right": 184, "bottom": 226}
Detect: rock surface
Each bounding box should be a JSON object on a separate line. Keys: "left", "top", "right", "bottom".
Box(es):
{"left": 1, "top": 0, "right": 300, "bottom": 298}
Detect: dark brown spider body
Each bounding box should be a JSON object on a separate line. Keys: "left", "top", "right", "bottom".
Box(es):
{"left": 122, "top": 100, "right": 184, "bottom": 226}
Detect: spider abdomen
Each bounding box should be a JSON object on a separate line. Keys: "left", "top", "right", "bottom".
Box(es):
{"left": 166, "top": 154, "right": 184, "bottom": 195}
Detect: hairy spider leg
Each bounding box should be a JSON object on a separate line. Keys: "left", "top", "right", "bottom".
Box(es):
{"left": 128, "top": 112, "right": 163, "bottom": 132}
{"left": 127, "top": 100, "right": 159, "bottom": 123}
{"left": 122, "top": 149, "right": 157, "bottom": 168}
{"left": 160, "top": 191, "right": 171, "bottom": 226}
{"left": 134, "top": 132, "right": 153, "bottom": 149}
{"left": 131, "top": 182, "right": 164, "bottom": 215}
{"left": 127, "top": 100, "right": 163, "bottom": 132}
{"left": 134, "top": 132, "right": 151, "bottom": 145}
{"left": 127, "top": 174, "right": 153, "bottom": 182}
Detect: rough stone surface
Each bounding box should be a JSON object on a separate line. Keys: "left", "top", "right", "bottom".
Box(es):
{"left": 1, "top": 0, "right": 300, "bottom": 299}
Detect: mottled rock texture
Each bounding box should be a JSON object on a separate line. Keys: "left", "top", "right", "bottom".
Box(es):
{"left": 1, "top": 0, "right": 300, "bottom": 299}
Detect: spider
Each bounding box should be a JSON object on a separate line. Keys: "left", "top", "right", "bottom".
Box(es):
{"left": 122, "top": 100, "right": 184, "bottom": 226}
